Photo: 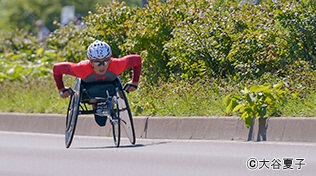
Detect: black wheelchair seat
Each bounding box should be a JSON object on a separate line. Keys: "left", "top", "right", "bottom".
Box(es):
{"left": 80, "top": 81, "right": 117, "bottom": 104}
{"left": 82, "top": 97, "right": 106, "bottom": 104}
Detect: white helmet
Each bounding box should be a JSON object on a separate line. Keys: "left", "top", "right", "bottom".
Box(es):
{"left": 87, "top": 40, "right": 112, "bottom": 60}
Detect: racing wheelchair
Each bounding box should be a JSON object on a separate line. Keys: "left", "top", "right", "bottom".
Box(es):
{"left": 65, "top": 77, "right": 136, "bottom": 148}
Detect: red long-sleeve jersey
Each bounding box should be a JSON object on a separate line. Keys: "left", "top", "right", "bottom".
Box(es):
{"left": 53, "top": 54, "right": 142, "bottom": 90}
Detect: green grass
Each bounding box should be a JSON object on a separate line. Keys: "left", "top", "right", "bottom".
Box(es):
{"left": 0, "top": 77, "right": 70, "bottom": 114}
{"left": 280, "top": 93, "right": 316, "bottom": 117}
{"left": 127, "top": 81, "right": 226, "bottom": 116}
{"left": 0, "top": 77, "right": 315, "bottom": 117}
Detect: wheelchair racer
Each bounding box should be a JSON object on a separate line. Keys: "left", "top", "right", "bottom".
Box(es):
{"left": 53, "top": 40, "right": 142, "bottom": 126}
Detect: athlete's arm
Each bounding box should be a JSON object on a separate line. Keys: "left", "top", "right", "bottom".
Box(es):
{"left": 128, "top": 55, "right": 142, "bottom": 84}
{"left": 53, "top": 61, "right": 92, "bottom": 91}
{"left": 109, "top": 55, "right": 142, "bottom": 92}
{"left": 53, "top": 62, "right": 78, "bottom": 90}
{"left": 110, "top": 54, "right": 142, "bottom": 83}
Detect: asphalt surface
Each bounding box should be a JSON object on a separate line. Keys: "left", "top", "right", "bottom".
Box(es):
{"left": 1, "top": 131, "right": 316, "bottom": 176}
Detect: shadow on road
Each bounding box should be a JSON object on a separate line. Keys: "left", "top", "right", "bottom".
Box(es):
{"left": 73, "top": 141, "right": 171, "bottom": 150}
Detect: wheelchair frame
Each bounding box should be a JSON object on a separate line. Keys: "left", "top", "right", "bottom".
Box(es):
{"left": 65, "top": 77, "right": 136, "bottom": 148}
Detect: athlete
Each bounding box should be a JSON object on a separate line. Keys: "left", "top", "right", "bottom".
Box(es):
{"left": 53, "top": 40, "right": 142, "bottom": 126}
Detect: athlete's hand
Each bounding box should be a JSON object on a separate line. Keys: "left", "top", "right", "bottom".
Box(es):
{"left": 123, "top": 82, "right": 138, "bottom": 93}
{"left": 59, "top": 88, "right": 71, "bottom": 98}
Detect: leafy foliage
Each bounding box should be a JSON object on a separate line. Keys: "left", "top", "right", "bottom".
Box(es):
{"left": 0, "top": 0, "right": 143, "bottom": 34}
{"left": 276, "top": 1, "right": 316, "bottom": 67}
{"left": 223, "top": 82, "right": 288, "bottom": 128}
{"left": 0, "top": 0, "right": 315, "bottom": 117}
{"left": 1, "top": 0, "right": 315, "bottom": 84}
{"left": 0, "top": 29, "right": 53, "bottom": 82}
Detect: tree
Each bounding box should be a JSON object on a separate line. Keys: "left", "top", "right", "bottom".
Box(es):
{"left": 0, "top": 0, "right": 142, "bottom": 34}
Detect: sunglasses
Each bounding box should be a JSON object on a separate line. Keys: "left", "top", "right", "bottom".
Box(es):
{"left": 91, "top": 59, "right": 110, "bottom": 67}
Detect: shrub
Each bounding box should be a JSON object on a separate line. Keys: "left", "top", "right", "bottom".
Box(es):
{"left": 223, "top": 82, "right": 288, "bottom": 128}
{"left": 0, "top": 0, "right": 315, "bottom": 91}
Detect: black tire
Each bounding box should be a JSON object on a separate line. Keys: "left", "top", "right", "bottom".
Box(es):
{"left": 65, "top": 79, "right": 81, "bottom": 148}
{"left": 111, "top": 97, "right": 120, "bottom": 147}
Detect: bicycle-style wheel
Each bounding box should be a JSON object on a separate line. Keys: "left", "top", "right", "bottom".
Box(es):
{"left": 111, "top": 96, "right": 120, "bottom": 147}
{"left": 117, "top": 89, "right": 136, "bottom": 145}
{"left": 65, "top": 79, "right": 81, "bottom": 148}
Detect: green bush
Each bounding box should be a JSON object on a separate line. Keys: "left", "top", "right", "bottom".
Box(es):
{"left": 0, "top": 0, "right": 315, "bottom": 99}
{"left": 165, "top": 0, "right": 316, "bottom": 82}
{"left": 0, "top": 29, "right": 54, "bottom": 82}
{"left": 223, "top": 82, "right": 288, "bottom": 128}
{"left": 46, "top": 23, "right": 90, "bottom": 63}
{"left": 276, "top": 0, "right": 316, "bottom": 67}
{"left": 2, "top": 1, "right": 315, "bottom": 82}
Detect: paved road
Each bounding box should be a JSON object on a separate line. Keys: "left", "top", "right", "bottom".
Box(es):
{"left": 0, "top": 131, "right": 316, "bottom": 176}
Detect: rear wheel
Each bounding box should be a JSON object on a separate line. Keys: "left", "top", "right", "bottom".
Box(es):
{"left": 118, "top": 90, "right": 136, "bottom": 145}
{"left": 65, "top": 79, "right": 81, "bottom": 148}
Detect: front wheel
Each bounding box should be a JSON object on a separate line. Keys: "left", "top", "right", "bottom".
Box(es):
{"left": 111, "top": 97, "right": 120, "bottom": 147}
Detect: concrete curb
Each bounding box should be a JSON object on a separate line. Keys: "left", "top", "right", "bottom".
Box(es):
{"left": 0, "top": 112, "right": 315, "bottom": 143}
